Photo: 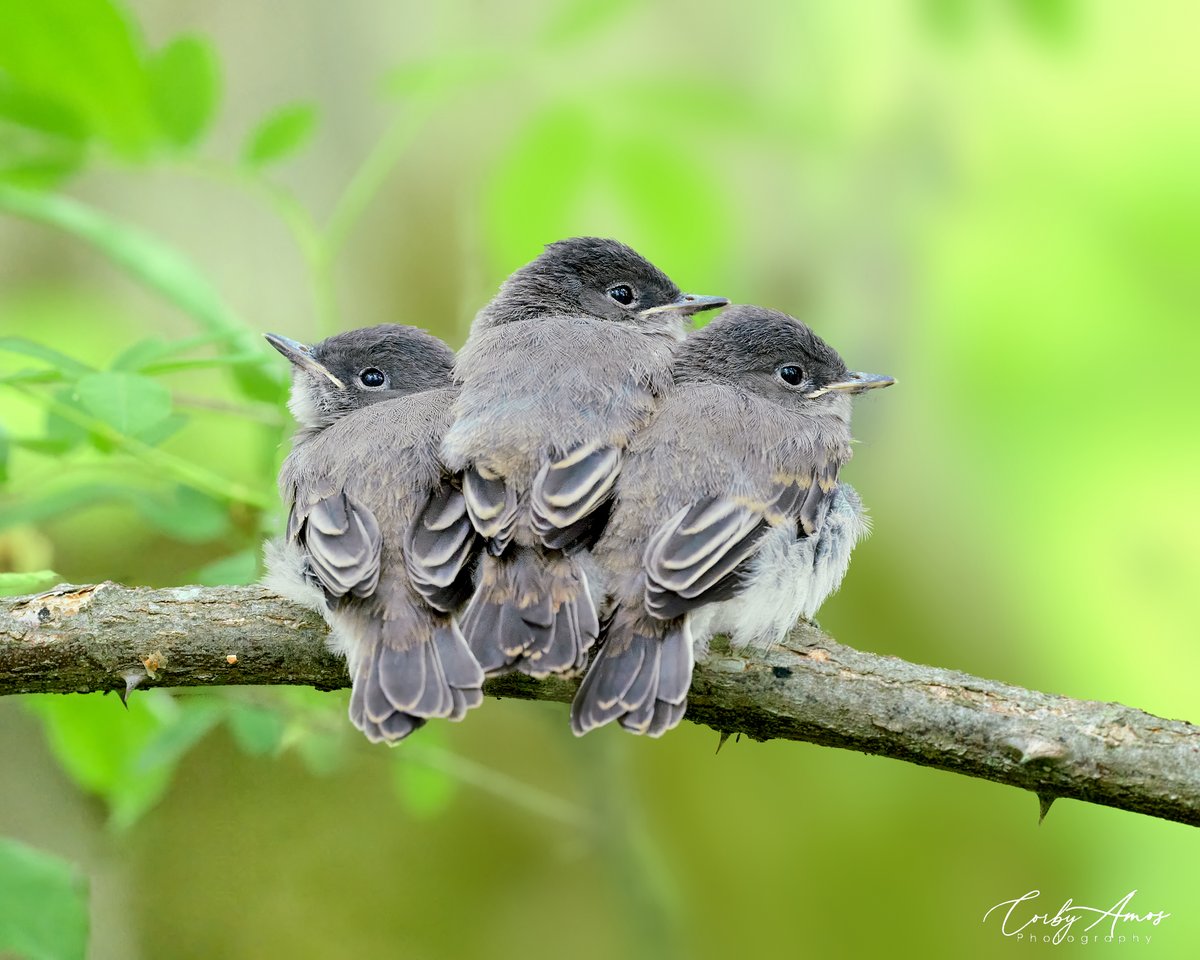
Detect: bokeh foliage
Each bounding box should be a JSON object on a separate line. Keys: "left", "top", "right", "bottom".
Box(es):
{"left": 1, "top": 1, "right": 1198, "bottom": 958}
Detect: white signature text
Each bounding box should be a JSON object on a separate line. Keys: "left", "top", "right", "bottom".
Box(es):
{"left": 983, "top": 890, "right": 1170, "bottom": 945}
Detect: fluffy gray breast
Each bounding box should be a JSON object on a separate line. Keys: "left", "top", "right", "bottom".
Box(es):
{"left": 443, "top": 316, "right": 676, "bottom": 474}
{"left": 282, "top": 387, "right": 456, "bottom": 532}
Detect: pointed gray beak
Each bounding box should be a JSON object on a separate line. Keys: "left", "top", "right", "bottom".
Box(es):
{"left": 639, "top": 293, "right": 730, "bottom": 318}
{"left": 264, "top": 333, "right": 346, "bottom": 389}
{"left": 805, "top": 371, "right": 895, "bottom": 399}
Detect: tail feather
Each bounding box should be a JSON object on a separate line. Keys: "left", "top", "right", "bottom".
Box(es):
{"left": 450, "top": 686, "right": 483, "bottom": 721}
{"left": 646, "top": 700, "right": 687, "bottom": 738}
{"left": 570, "top": 611, "right": 694, "bottom": 737}
{"left": 379, "top": 711, "right": 424, "bottom": 741}
{"left": 591, "top": 634, "right": 647, "bottom": 709}
{"left": 620, "top": 643, "right": 661, "bottom": 711}
{"left": 462, "top": 548, "right": 599, "bottom": 678}
{"left": 616, "top": 694, "right": 656, "bottom": 735}
{"left": 655, "top": 626, "right": 694, "bottom": 706}
{"left": 435, "top": 622, "right": 488, "bottom": 693}
{"left": 362, "top": 653, "right": 393, "bottom": 724}
{"left": 376, "top": 642, "right": 434, "bottom": 715}
{"left": 348, "top": 616, "right": 485, "bottom": 744}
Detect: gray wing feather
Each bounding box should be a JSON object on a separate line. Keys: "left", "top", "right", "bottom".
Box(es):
{"left": 298, "top": 492, "right": 382, "bottom": 600}
{"left": 404, "top": 483, "right": 478, "bottom": 612}
{"left": 462, "top": 465, "right": 518, "bottom": 553}
{"left": 643, "top": 465, "right": 845, "bottom": 621}
{"left": 531, "top": 441, "right": 621, "bottom": 547}
{"left": 643, "top": 498, "right": 766, "bottom": 618}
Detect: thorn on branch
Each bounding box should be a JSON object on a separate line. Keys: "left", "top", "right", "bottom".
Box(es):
{"left": 119, "top": 671, "right": 145, "bottom": 708}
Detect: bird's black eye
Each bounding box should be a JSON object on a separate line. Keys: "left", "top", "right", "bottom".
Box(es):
{"left": 359, "top": 368, "right": 386, "bottom": 388}
{"left": 778, "top": 365, "right": 805, "bottom": 387}
{"left": 608, "top": 285, "right": 635, "bottom": 306}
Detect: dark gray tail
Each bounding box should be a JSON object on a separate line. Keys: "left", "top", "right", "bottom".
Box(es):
{"left": 460, "top": 548, "right": 600, "bottom": 678}
{"left": 348, "top": 617, "right": 484, "bottom": 745}
{"left": 570, "top": 609, "right": 693, "bottom": 737}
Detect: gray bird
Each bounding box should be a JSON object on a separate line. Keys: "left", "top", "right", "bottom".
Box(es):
{"left": 571, "top": 305, "right": 894, "bottom": 737}
{"left": 264, "top": 324, "right": 484, "bottom": 744}
{"left": 441, "top": 237, "right": 728, "bottom": 678}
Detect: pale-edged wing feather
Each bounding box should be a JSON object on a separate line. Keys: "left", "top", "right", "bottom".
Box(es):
{"left": 531, "top": 440, "right": 622, "bottom": 551}
{"left": 462, "top": 465, "right": 518, "bottom": 555}
{"left": 293, "top": 490, "right": 382, "bottom": 600}
{"left": 404, "top": 481, "right": 479, "bottom": 612}
{"left": 643, "top": 496, "right": 768, "bottom": 620}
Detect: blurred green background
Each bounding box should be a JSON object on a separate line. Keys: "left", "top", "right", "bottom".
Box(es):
{"left": 1, "top": 0, "right": 1197, "bottom": 957}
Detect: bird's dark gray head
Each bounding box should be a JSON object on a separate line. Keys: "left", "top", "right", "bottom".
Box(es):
{"left": 266, "top": 323, "right": 455, "bottom": 430}
{"left": 473, "top": 237, "right": 728, "bottom": 334}
{"left": 673, "top": 306, "right": 894, "bottom": 412}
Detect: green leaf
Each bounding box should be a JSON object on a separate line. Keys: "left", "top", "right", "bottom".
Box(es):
{"left": 148, "top": 35, "right": 220, "bottom": 148}
{"left": 226, "top": 705, "right": 286, "bottom": 756}
{"left": 0, "top": 422, "right": 8, "bottom": 483}
{"left": 0, "top": 570, "right": 61, "bottom": 598}
{"left": 135, "top": 486, "right": 230, "bottom": 543}
{"left": 0, "top": 72, "right": 89, "bottom": 187}
{"left": 0, "top": 337, "right": 92, "bottom": 376}
{"left": 42, "top": 386, "right": 90, "bottom": 453}
{"left": 9, "top": 435, "right": 76, "bottom": 455}
{"left": 74, "top": 371, "right": 173, "bottom": 437}
{"left": 0, "top": 121, "right": 88, "bottom": 189}
{"left": 0, "top": 368, "right": 67, "bottom": 386}
{"left": 109, "top": 333, "right": 230, "bottom": 372}
{"left": 0, "top": 838, "right": 89, "bottom": 960}
{"left": 139, "top": 352, "right": 267, "bottom": 376}
{"left": 29, "top": 692, "right": 221, "bottom": 831}
{"left": 109, "top": 336, "right": 173, "bottom": 372}
{"left": 133, "top": 411, "right": 188, "bottom": 447}
{"left": 132, "top": 700, "right": 223, "bottom": 778}
{"left": 0, "top": 187, "right": 285, "bottom": 402}
{"left": 0, "top": 74, "right": 88, "bottom": 141}
{"left": 242, "top": 103, "right": 318, "bottom": 168}
{"left": 0, "top": 0, "right": 158, "bottom": 158}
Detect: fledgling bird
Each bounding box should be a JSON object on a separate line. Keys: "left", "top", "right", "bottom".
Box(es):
{"left": 442, "top": 237, "right": 728, "bottom": 678}
{"left": 264, "top": 324, "right": 484, "bottom": 744}
{"left": 571, "top": 306, "right": 894, "bottom": 737}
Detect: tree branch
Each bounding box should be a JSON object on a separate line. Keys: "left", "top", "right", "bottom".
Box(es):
{"left": 2, "top": 582, "right": 1197, "bottom": 827}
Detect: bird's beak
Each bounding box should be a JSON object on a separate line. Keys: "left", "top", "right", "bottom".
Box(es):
{"left": 264, "top": 333, "right": 346, "bottom": 390}
{"left": 638, "top": 293, "right": 730, "bottom": 318}
{"left": 805, "top": 371, "right": 896, "bottom": 399}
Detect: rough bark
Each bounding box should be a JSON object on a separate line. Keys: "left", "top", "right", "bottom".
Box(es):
{"left": 2, "top": 581, "right": 1197, "bottom": 827}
